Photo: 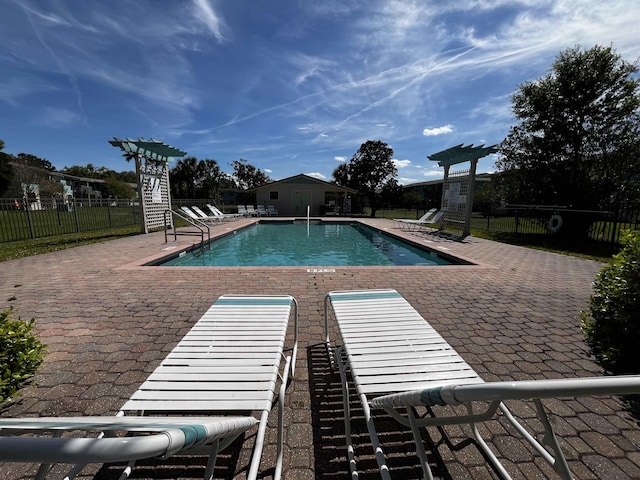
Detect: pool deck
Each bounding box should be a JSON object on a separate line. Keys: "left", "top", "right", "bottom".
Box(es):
{"left": 1, "top": 217, "right": 639, "bottom": 479}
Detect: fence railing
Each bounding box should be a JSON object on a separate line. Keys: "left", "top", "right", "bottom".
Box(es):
{"left": 374, "top": 204, "right": 639, "bottom": 245}
{"left": 0, "top": 198, "right": 142, "bottom": 243}
{"left": 478, "top": 205, "right": 639, "bottom": 244}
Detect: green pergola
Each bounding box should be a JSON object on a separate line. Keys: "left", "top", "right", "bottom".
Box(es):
{"left": 428, "top": 143, "right": 498, "bottom": 167}
{"left": 428, "top": 143, "right": 498, "bottom": 239}
{"left": 109, "top": 137, "right": 187, "bottom": 163}
{"left": 109, "top": 137, "right": 187, "bottom": 233}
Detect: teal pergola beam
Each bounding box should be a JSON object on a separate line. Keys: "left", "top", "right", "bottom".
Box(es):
{"left": 428, "top": 144, "right": 498, "bottom": 167}
{"left": 109, "top": 137, "right": 187, "bottom": 162}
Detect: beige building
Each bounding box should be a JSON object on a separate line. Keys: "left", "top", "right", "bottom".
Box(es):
{"left": 253, "top": 174, "right": 357, "bottom": 216}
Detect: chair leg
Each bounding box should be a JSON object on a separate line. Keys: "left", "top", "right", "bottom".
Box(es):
{"left": 274, "top": 354, "right": 293, "bottom": 480}
{"left": 247, "top": 410, "right": 270, "bottom": 480}
{"left": 203, "top": 439, "right": 221, "bottom": 480}
{"left": 361, "top": 395, "right": 391, "bottom": 480}
{"left": 533, "top": 399, "right": 573, "bottom": 480}
{"left": 467, "top": 402, "right": 512, "bottom": 480}
{"left": 336, "top": 347, "right": 359, "bottom": 479}
{"left": 407, "top": 407, "right": 434, "bottom": 480}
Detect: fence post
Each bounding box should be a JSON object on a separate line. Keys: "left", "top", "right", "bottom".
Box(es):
{"left": 73, "top": 198, "right": 80, "bottom": 233}
{"left": 107, "top": 200, "right": 112, "bottom": 228}
{"left": 24, "top": 198, "right": 35, "bottom": 239}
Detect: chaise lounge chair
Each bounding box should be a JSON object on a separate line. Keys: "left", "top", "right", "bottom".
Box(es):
{"left": 267, "top": 205, "right": 278, "bottom": 216}
{"left": 207, "top": 204, "right": 241, "bottom": 221}
{"left": 246, "top": 205, "right": 259, "bottom": 217}
{"left": 191, "top": 205, "right": 224, "bottom": 223}
{"left": 257, "top": 205, "right": 268, "bottom": 216}
{"left": 324, "top": 288, "right": 640, "bottom": 480}
{"left": 394, "top": 208, "right": 443, "bottom": 230}
{"left": 0, "top": 294, "right": 299, "bottom": 480}
{"left": 238, "top": 205, "right": 249, "bottom": 216}
{"left": 180, "top": 206, "right": 221, "bottom": 224}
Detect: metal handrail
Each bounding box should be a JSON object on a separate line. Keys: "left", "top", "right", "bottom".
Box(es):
{"left": 164, "top": 210, "right": 210, "bottom": 252}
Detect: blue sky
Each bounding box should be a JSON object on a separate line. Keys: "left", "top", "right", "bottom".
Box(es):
{"left": 2, "top": 1, "right": 639, "bottom": 185}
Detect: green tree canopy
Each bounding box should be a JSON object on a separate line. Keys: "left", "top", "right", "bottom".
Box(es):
{"left": 60, "top": 164, "right": 136, "bottom": 183}
{"left": 104, "top": 175, "right": 136, "bottom": 199}
{"left": 9, "top": 153, "right": 56, "bottom": 198}
{"left": 230, "top": 159, "right": 272, "bottom": 190}
{"left": 170, "top": 157, "right": 235, "bottom": 200}
{"left": 0, "top": 140, "right": 15, "bottom": 197}
{"left": 497, "top": 45, "right": 640, "bottom": 210}
{"left": 333, "top": 140, "right": 398, "bottom": 217}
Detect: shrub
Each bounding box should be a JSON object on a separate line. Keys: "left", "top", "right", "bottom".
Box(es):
{"left": 0, "top": 307, "right": 46, "bottom": 403}
{"left": 581, "top": 230, "right": 640, "bottom": 373}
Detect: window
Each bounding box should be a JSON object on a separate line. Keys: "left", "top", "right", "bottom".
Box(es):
{"left": 269, "top": 191, "right": 279, "bottom": 200}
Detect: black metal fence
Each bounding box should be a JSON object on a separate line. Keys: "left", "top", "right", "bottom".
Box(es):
{"left": 3, "top": 196, "right": 638, "bottom": 246}
{"left": 477, "top": 204, "right": 640, "bottom": 244}
{"left": 0, "top": 198, "right": 142, "bottom": 243}
{"left": 375, "top": 204, "right": 639, "bottom": 245}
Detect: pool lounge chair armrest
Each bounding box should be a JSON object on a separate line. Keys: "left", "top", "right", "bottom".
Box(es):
{"left": 370, "top": 375, "right": 640, "bottom": 409}
{"left": 0, "top": 416, "right": 258, "bottom": 464}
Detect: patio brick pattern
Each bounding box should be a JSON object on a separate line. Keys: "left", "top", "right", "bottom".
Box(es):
{"left": 1, "top": 218, "right": 638, "bottom": 479}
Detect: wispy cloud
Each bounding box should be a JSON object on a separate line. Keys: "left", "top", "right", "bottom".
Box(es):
{"left": 393, "top": 159, "right": 412, "bottom": 168}
{"left": 306, "top": 172, "right": 327, "bottom": 180}
{"left": 2, "top": 0, "right": 639, "bottom": 182}
{"left": 423, "top": 125, "right": 454, "bottom": 137}
{"left": 191, "top": 0, "right": 228, "bottom": 42}
{"left": 37, "top": 107, "right": 82, "bottom": 128}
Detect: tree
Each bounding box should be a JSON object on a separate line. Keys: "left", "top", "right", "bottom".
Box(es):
{"left": 10, "top": 153, "right": 56, "bottom": 199}
{"left": 197, "top": 159, "right": 234, "bottom": 201}
{"left": 230, "top": 159, "right": 272, "bottom": 190}
{"left": 333, "top": 140, "right": 397, "bottom": 217}
{"left": 104, "top": 175, "right": 136, "bottom": 199}
{"left": 0, "top": 140, "right": 15, "bottom": 197}
{"left": 170, "top": 157, "right": 200, "bottom": 198}
{"left": 402, "top": 190, "right": 423, "bottom": 217}
{"left": 170, "top": 157, "right": 234, "bottom": 199}
{"left": 498, "top": 45, "right": 640, "bottom": 211}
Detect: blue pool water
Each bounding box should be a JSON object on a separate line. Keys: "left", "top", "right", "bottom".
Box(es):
{"left": 159, "top": 222, "right": 462, "bottom": 267}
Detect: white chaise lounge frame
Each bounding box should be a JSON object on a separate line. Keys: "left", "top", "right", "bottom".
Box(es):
{"left": 394, "top": 209, "right": 444, "bottom": 231}
{"left": 324, "top": 288, "right": 640, "bottom": 480}
{"left": 0, "top": 294, "right": 298, "bottom": 480}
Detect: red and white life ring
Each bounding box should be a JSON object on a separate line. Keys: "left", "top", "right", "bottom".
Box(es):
{"left": 548, "top": 214, "right": 563, "bottom": 232}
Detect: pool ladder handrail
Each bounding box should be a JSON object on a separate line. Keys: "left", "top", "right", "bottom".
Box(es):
{"left": 164, "top": 209, "right": 210, "bottom": 252}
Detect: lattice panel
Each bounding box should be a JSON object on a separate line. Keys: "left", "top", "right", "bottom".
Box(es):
{"left": 140, "top": 161, "right": 172, "bottom": 231}
{"left": 442, "top": 168, "right": 469, "bottom": 227}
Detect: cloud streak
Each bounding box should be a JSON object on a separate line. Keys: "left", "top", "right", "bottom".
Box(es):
{"left": 2, "top": 0, "right": 639, "bottom": 182}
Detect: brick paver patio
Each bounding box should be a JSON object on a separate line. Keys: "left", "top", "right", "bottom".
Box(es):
{"left": 1, "top": 218, "right": 638, "bottom": 479}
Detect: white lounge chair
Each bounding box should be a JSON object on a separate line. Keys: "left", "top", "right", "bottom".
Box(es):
{"left": 394, "top": 208, "right": 443, "bottom": 230}
{"left": 267, "top": 205, "right": 278, "bottom": 216}
{"left": 237, "top": 205, "right": 249, "bottom": 216}
{"left": 246, "top": 205, "right": 258, "bottom": 217}
{"left": 207, "top": 204, "right": 241, "bottom": 221}
{"left": 257, "top": 205, "right": 268, "bottom": 216}
{"left": 0, "top": 294, "right": 299, "bottom": 480}
{"left": 324, "top": 289, "right": 640, "bottom": 480}
{"left": 191, "top": 205, "right": 223, "bottom": 223}
{"left": 180, "top": 206, "right": 220, "bottom": 224}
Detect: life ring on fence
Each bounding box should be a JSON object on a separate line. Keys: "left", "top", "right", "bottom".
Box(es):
{"left": 548, "top": 214, "right": 563, "bottom": 232}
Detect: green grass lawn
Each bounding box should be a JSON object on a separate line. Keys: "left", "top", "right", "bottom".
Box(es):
{"left": 0, "top": 226, "right": 141, "bottom": 263}
{"left": 372, "top": 208, "right": 618, "bottom": 263}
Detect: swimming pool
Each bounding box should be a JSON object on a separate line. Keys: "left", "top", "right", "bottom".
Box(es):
{"left": 157, "top": 221, "right": 468, "bottom": 267}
